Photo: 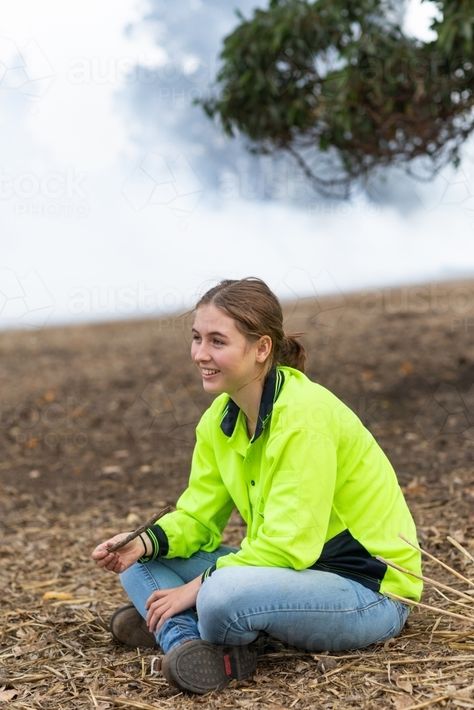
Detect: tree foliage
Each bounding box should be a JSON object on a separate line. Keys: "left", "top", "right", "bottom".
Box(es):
{"left": 198, "top": 0, "right": 474, "bottom": 198}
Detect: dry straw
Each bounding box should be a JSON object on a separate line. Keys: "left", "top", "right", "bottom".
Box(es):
{"left": 2, "top": 500, "right": 473, "bottom": 709}
{"left": 377, "top": 534, "right": 474, "bottom": 626}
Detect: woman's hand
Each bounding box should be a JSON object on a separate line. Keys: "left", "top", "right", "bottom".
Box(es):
{"left": 91, "top": 532, "right": 145, "bottom": 574}
{"left": 145, "top": 576, "right": 202, "bottom": 633}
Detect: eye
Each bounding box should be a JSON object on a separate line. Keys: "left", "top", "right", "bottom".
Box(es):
{"left": 213, "top": 338, "right": 224, "bottom": 346}
{"left": 191, "top": 334, "right": 201, "bottom": 342}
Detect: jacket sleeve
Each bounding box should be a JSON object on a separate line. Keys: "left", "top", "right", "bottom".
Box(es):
{"left": 213, "top": 429, "right": 337, "bottom": 572}
{"left": 146, "top": 411, "right": 235, "bottom": 560}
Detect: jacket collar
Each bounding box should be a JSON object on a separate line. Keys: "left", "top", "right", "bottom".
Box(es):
{"left": 220, "top": 366, "right": 285, "bottom": 442}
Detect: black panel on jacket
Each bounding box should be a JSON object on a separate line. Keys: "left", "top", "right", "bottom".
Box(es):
{"left": 311, "top": 529, "right": 387, "bottom": 592}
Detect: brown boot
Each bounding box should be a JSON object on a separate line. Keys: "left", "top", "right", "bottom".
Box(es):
{"left": 109, "top": 604, "right": 157, "bottom": 649}
{"left": 161, "top": 639, "right": 258, "bottom": 694}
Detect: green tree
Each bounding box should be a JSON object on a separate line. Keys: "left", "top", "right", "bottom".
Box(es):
{"left": 199, "top": 0, "right": 474, "bottom": 198}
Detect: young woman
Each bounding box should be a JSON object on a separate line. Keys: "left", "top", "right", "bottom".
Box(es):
{"left": 92, "top": 277, "right": 422, "bottom": 695}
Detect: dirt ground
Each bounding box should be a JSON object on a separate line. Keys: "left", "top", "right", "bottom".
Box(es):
{"left": 0, "top": 278, "right": 473, "bottom": 709}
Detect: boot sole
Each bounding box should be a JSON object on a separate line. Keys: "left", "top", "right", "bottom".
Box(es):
{"left": 161, "top": 640, "right": 257, "bottom": 694}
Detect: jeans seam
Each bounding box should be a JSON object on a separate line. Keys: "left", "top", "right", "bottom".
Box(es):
{"left": 140, "top": 562, "right": 162, "bottom": 592}
{"left": 394, "top": 600, "right": 410, "bottom": 628}
{"left": 217, "top": 596, "right": 393, "bottom": 644}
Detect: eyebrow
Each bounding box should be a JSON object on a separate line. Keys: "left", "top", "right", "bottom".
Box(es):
{"left": 191, "top": 327, "right": 228, "bottom": 338}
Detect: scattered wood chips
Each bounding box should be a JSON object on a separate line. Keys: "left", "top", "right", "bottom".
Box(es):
{"left": 1, "top": 280, "right": 473, "bottom": 708}
{"left": 1, "top": 487, "right": 472, "bottom": 709}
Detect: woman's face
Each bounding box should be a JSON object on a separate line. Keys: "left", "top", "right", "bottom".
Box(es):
{"left": 191, "top": 304, "right": 268, "bottom": 397}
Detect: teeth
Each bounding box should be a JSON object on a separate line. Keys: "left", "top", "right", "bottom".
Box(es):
{"left": 202, "top": 368, "right": 219, "bottom": 375}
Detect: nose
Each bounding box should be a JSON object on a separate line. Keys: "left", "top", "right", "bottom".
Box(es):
{"left": 192, "top": 340, "right": 211, "bottom": 363}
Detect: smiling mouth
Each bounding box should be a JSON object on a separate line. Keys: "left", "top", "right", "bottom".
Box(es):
{"left": 201, "top": 368, "right": 220, "bottom": 376}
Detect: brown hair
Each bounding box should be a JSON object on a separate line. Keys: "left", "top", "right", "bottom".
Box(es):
{"left": 194, "top": 277, "right": 306, "bottom": 372}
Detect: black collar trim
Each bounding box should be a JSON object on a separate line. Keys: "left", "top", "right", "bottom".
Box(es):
{"left": 220, "top": 366, "right": 285, "bottom": 442}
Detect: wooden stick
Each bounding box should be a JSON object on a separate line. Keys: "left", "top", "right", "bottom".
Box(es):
{"left": 387, "top": 592, "right": 474, "bottom": 623}
{"left": 430, "top": 585, "right": 474, "bottom": 611}
{"left": 376, "top": 556, "right": 474, "bottom": 602}
{"left": 106, "top": 505, "right": 172, "bottom": 552}
{"left": 399, "top": 534, "right": 474, "bottom": 588}
{"left": 447, "top": 535, "right": 474, "bottom": 563}
{"left": 405, "top": 695, "right": 450, "bottom": 710}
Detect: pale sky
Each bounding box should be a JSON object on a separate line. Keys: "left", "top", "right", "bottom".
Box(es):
{"left": 1, "top": 0, "right": 472, "bottom": 330}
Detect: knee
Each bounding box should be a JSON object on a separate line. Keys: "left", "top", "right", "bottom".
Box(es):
{"left": 197, "top": 572, "right": 230, "bottom": 618}
{"left": 196, "top": 569, "right": 243, "bottom": 639}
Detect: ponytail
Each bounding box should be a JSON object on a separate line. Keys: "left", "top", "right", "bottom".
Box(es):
{"left": 278, "top": 333, "right": 307, "bottom": 373}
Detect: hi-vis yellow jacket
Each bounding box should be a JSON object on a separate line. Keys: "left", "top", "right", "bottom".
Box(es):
{"left": 144, "top": 366, "right": 423, "bottom": 601}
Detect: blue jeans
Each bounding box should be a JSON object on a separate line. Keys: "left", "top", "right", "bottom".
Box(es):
{"left": 120, "top": 546, "right": 410, "bottom": 654}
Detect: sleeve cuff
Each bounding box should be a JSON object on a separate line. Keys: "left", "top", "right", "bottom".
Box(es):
{"left": 201, "top": 563, "right": 217, "bottom": 583}
{"left": 138, "top": 524, "right": 169, "bottom": 563}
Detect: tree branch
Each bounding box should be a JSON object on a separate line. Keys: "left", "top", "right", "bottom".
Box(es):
{"left": 106, "top": 505, "right": 173, "bottom": 552}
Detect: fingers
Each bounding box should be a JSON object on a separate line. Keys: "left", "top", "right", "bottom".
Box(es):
{"left": 155, "top": 610, "right": 170, "bottom": 632}
{"left": 147, "top": 599, "right": 172, "bottom": 633}
{"left": 145, "top": 589, "right": 166, "bottom": 609}
{"left": 146, "top": 594, "right": 166, "bottom": 623}
{"left": 145, "top": 590, "right": 173, "bottom": 632}
{"left": 92, "top": 548, "right": 124, "bottom": 573}
{"left": 144, "top": 583, "right": 198, "bottom": 632}
{"left": 91, "top": 533, "right": 133, "bottom": 562}
{"left": 104, "top": 554, "right": 123, "bottom": 573}
{"left": 91, "top": 534, "right": 136, "bottom": 574}
{"left": 91, "top": 543, "right": 109, "bottom": 560}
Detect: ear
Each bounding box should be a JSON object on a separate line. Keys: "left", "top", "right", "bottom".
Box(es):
{"left": 255, "top": 335, "right": 272, "bottom": 363}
